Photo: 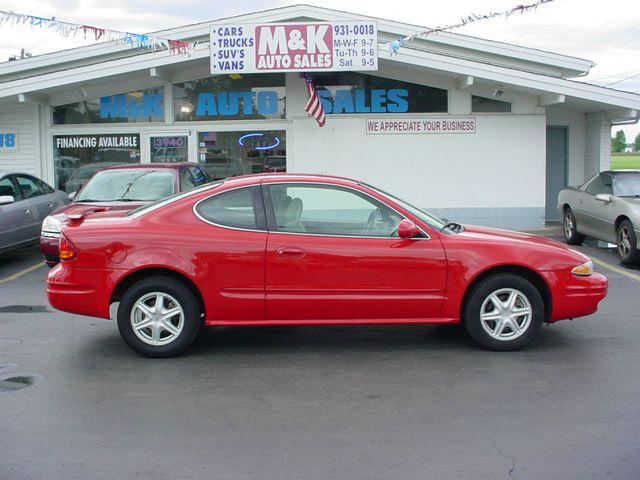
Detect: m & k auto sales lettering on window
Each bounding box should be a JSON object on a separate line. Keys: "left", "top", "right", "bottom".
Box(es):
{"left": 210, "top": 22, "right": 378, "bottom": 74}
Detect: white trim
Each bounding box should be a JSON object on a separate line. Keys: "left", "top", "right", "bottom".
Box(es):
{"left": 0, "top": 5, "right": 592, "bottom": 79}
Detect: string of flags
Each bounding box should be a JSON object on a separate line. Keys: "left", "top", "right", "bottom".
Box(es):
{"left": 388, "top": 0, "right": 556, "bottom": 54}
{"left": 0, "top": 10, "right": 196, "bottom": 55}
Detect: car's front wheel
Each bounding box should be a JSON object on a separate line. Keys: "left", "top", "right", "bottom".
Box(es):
{"left": 617, "top": 219, "right": 640, "bottom": 265}
{"left": 563, "top": 207, "right": 585, "bottom": 245}
{"left": 117, "top": 276, "right": 201, "bottom": 357}
{"left": 463, "top": 274, "right": 544, "bottom": 351}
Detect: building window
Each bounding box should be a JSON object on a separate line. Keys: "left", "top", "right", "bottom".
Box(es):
{"left": 310, "top": 72, "right": 447, "bottom": 114}
{"left": 53, "top": 88, "right": 164, "bottom": 124}
{"left": 471, "top": 95, "right": 512, "bottom": 113}
{"left": 174, "top": 74, "right": 286, "bottom": 121}
{"left": 53, "top": 134, "right": 141, "bottom": 192}
{"left": 197, "top": 130, "right": 286, "bottom": 180}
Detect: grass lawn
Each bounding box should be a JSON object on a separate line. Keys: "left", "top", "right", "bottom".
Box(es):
{"left": 611, "top": 153, "right": 640, "bottom": 170}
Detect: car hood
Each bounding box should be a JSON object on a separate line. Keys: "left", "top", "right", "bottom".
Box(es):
{"left": 452, "top": 224, "right": 590, "bottom": 266}
{"left": 460, "top": 225, "right": 564, "bottom": 248}
{"left": 619, "top": 197, "right": 640, "bottom": 207}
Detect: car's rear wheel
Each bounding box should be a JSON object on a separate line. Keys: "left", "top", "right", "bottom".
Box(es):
{"left": 117, "top": 276, "right": 201, "bottom": 357}
{"left": 563, "top": 207, "right": 585, "bottom": 245}
{"left": 617, "top": 219, "right": 640, "bottom": 265}
{"left": 463, "top": 274, "right": 544, "bottom": 351}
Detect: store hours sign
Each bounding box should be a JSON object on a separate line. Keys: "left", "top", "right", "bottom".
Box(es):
{"left": 210, "top": 22, "right": 378, "bottom": 74}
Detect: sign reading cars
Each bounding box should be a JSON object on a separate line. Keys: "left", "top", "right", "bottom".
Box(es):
{"left": 210, "top": 22, "right": 378, "bottom": 74}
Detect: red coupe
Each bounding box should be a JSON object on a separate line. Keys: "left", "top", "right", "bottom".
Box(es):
{"left": 47, "top": 174, "right": 608, "bottom": 357}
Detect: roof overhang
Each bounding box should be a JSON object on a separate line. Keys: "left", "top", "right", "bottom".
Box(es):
{"left": 0, "top": 4, "right": 638, "bottom": 118}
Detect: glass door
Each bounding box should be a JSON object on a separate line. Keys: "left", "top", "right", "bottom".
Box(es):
{"left": 148, "top": 134, "right": 189, "bottom": 163}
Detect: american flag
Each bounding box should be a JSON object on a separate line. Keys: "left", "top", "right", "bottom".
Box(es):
{"left": 304, "top": 73, "right": 326, "bottom": 127}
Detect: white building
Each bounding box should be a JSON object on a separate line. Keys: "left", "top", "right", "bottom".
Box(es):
{"left": 1, "top": 5, "right": 639, "bottom": 228}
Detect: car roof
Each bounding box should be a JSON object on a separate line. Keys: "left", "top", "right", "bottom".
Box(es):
{"left": 221, "top": 172, "right": 361, "bottom": 187}
{"left": 101, "top": 162, "right": 197, "bottom": 172}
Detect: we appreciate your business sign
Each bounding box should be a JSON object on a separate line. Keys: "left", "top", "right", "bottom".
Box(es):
{"left": 210, "top": 22, "right": 378, "bottom": 74}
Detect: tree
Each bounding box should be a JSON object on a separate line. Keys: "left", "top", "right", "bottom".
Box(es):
{"left": 635, "top": 133, "right": 640, "bottom": 152}
{"left": 612, "top": 130, "right": 626, "bottom": 153}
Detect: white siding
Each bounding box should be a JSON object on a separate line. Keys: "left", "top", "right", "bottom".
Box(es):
{"left": 585, "top": 112, "right": 611, "bottom": 179}
{"left": 0, "top": 103, "right": 39, "bottom": 175}
{"left": 289, "top": 114, "right": 546, "bottom": 227}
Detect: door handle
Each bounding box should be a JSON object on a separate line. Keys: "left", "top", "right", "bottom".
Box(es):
{"left": 276, "top": 246, "right": 306, "bottom": 258}
{"left": 48, "top": 202, "right": 54, "bottom": 209}
{"left": 23, "top": 208, "right": 30, "bottom": 215}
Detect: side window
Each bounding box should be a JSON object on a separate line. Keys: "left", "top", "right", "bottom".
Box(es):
{"left": 268, "top": 184, "right": 403, "bottom": 237}
{"left": 179, "top": 168, "right": 196, "bottom": 192}
{"left": 190, "top": 166, "right": 209, "bottom": 187}
{"left": 586, "top": 174, "right": 612, "bottom": 195}
{"left": 0, "top": 176, "right": 21, "bottom": 199}
{"left": 16, "top": 175, "right": 44, "bottom": 199}
{"left": 196, "top": 186, "right": 260, "bottom": 230}
{"left": 38, "top": 179, "right": 54, "bottom": 194}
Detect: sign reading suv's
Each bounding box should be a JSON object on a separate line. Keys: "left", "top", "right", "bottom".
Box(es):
{"left": 210, "top": 22, "right": 378, "bottom": 74}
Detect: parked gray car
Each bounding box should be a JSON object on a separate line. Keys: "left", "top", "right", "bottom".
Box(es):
{"left": 558, "top": 170, "right": 640, "bottom": 264}
{"left": 0, "top": 171, "right": 69, "bottom": 254}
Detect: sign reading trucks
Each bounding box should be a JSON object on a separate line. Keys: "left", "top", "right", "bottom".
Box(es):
{"left": 210, "top": 22, "right": 378, "bottom": 74}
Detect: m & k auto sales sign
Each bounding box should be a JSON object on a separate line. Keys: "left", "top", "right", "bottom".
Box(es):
{"left": 210, "top": 22, "right": 378, "bottom": 74}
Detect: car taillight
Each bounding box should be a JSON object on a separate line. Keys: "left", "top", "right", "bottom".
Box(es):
{"left": 59, "top": 233, "right": 77, "bottom": 261}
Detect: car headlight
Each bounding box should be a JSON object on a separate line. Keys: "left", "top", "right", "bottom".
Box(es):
{"left": 571, "top": 260, "right": 594, "bottom": 276}
{"left": 42, "top": 215, "right": 63, "bottom": 234}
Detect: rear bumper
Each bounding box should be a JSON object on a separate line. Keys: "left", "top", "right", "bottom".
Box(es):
{"left": 47, "top": 264, "right": 115, "bottom": 319}
{"left": 545, "top": 271, "right": 608, "bottom": 322}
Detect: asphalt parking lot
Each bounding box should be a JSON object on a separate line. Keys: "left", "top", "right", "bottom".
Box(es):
{"left": 1, "top": 233, "right": 639, "bottom": 480}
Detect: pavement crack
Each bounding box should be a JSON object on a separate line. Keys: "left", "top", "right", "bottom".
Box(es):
{"left": 490, "top": 439, "right": 517, "bottom": 479}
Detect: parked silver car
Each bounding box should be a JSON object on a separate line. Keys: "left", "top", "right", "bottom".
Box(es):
{"left": 558, "top": 170, "right": 640, "bottom": 264}
{"left": 0, "top": 171, "right": 69, "bottom": 254}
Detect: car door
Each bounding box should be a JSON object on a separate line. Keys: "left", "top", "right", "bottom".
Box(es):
{"left": 15, "top": 174, "right": 58, "bottom": 241}
{"left": 263, "top": 182, "right": 448, "bottom": 322}
{"left": 193, "top": 185, "right": 268, "bottom": 321}
{"left": 0, "top": 174, "right": 34, "bottom": 249}
{"left": 577, "top": 173, "right": 616, "bottom": 242}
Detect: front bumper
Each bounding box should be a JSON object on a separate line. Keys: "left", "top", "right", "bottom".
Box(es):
{"left": 544, "top": 271, "right": 608, "bottom": 322}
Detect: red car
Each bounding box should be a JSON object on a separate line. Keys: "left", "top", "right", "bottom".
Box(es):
{"left": 47, "top": 174, "right": 607, "bottom": 357}
{"left": 40, "top": 162, "right": 210, "bottom": 265}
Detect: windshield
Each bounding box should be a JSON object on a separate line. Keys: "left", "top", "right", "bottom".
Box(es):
{"left": 77, "top": 169, "right": 175, "bottom": 202}
{"left": 614, "top": 173, "right": 640, "bottom": 197}
{"left": 361, "top": 182, "right": 448, "bottom": 230}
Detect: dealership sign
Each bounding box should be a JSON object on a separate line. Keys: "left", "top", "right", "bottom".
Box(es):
{"left": 366, "top": 117, "right": 477, "bottom": 135}
{"left": 210, "top": 22, "right": 378, "bottom": 74}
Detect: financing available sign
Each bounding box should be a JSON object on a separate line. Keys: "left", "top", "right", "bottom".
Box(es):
{"left": 210, "top": 22, "right": 378, "bottom": 74}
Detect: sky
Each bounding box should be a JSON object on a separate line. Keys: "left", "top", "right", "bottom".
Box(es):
{"left": 1, "top": 0, "right": 639, "bottom": 141}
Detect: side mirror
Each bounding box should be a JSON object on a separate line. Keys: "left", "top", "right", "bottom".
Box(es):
{"left": 398, "top": 219, "right": 420, "bottom": 239}
{"left": 595, "top": 193, "right": 612, "bottom": 203}
{"left": 0, "top": 195, "right": 15, "bottom": 205}
{"left": 68, "top": 191, "right": 77, "bottom": 201}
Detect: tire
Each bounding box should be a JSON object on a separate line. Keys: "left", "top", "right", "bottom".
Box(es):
{"left": 463, "top": 274, "right": 544, "bottom": 351}
{"left": 563, "top": 208, "right": 585, "bottom": 245}
{"left": 617, "top": 219, "right": 640, "bottom": 265}
{"left": 117, "top": 276, "right": 201, "bottom": 358}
